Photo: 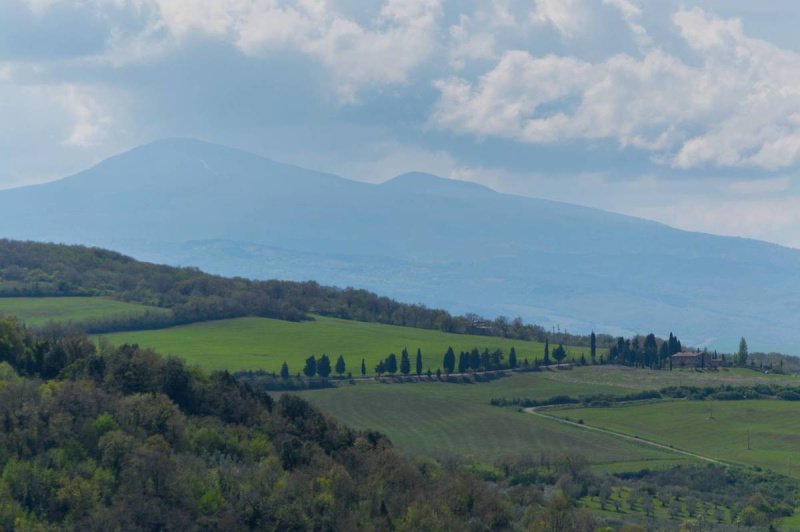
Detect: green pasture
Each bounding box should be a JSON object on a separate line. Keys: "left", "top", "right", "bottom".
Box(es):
{"left": 549, "top": 400, "right": 800, "bottom": 478}
{"left": 98, "top": 315, "right": 602, "bottom": 373}
{"left": 0, "top": 296, "right": 165, "bottom": 327}
{"left": 297, "top": 370, "right": 690, "bottom": 469}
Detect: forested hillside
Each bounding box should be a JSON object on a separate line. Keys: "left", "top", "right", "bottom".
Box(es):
{"left": 0, "top": 316, "right": 596, "bottom": 530}
{"left": 0, "top": 239, "right": 606, "bottom": 347}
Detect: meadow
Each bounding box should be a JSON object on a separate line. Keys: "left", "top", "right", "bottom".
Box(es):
{"left": 298, "top": 366, "right": 800, "bottom": 477}
{"left": 297, "top": 370, "right": 688, "bottom": 469}
{"left": 0, "top": 296, "right": 166, "bottom": 327}
{"left": 98, "top": 315, "right": 602, "bottom": 373}
{"left": 548, "top": 399, "right": 800, "bottom": 478}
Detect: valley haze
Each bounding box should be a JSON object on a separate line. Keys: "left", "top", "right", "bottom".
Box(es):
{"left": 2, "top": 138, "right": 798, "bottom": 353}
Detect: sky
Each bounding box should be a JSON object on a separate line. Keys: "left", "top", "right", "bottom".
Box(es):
{"left": 3, "top": 0, "right": 800, "bottom": 247}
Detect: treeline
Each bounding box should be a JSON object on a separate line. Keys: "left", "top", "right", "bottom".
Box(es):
{"left": 606, "top": 332, "right": 683, "bottom": 369}
{"left": 491, "top": 384, "right": 800, "bottom": 408}
{"left": 0, "top": 316, "right": 601, "bottom": 530}
{"left": 0, "top": 239, "right": 612, "bottom": 345}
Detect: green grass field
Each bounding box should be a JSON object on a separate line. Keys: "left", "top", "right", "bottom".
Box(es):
{"left": 0, "top": 297, "right": 166, "bottom": 327}
{"left": 297, "top": 371, "right": 688, "bottom": 469}
{"left": 98, "top": 315, "right": 602, "bottom": 373}
{"left": 549, "top": 400, "right": 800, "bottom": 478}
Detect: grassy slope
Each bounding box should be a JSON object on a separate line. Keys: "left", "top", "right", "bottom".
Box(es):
{"left": 298, "top": 366, "right": 800, "bottom": 475}
{"left": 549, "top": 400, "right": 800, "bottom": 478}
{"left": 0, "top": 296, "right": 165, "bottom": 327}
{"left": 98, "top": 315, "right": 603, "bottom": 373}
{"left": 298, "top": 370, "right": 688, "bottom": 468}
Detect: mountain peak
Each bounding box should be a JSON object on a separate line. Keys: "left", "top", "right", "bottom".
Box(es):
{"left": 381, "top": 172, "right": 495, "bottom": 195}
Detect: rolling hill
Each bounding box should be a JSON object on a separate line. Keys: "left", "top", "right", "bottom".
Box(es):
{"left": 1, "top": 138, "right": 799, "bottom": 352}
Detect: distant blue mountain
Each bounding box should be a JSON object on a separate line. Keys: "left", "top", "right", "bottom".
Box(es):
{"left": 1, "top": 138, "right": 798, "bottom": 352}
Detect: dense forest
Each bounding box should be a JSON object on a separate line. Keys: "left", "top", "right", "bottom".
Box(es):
{"left": 0, "top": 239, "right": 612, "bottom": 347}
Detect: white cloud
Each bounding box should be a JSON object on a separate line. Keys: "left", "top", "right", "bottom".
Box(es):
{"left": 432, "top": 8, "right": 800, "bottom": 170}
{"left": 56, "top": 85, "right": 116, "bottom": 147}
{"left": 531, "top": 0, "right": 586, "bottom": 38}
{"left": 447, "top": 14, "right": 496, "bottom": 70}
{"left": 145, "top": 0, "right": 442, "bottom": 101}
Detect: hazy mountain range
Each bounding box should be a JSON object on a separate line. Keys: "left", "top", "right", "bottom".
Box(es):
{"left": 1, "top": 138, "right": 798, "bottom": 352}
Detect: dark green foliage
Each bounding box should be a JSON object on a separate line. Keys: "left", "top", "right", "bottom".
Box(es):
{"left": 543, "top": 339, "right": 550, "bottom": 365}
{"left": 458, "top": 351, "right": 468, "bottom": 373}
{"left": 415, "top": 348, "right": 422, "bottom": 376}
{"left": 302, "top": 356, "right": 316, "bottom": 377}
{"left": 317, "top": 354, "right": 331, "bottom": 378}
{"left": 508, "top": 346, "right": 517, "bottom": 369}
{"left": 385, "top": 353, "right": 398, "bottom": 374}
{"left": 443, "top": 347, "right": 455, "bottom": 374}
{"left": 0, "top": 317, "right": 580, "bottom": 530}
{"left": 400, "top": 348, "right": 410, "bottom": 375}
{"left": 0, "top": 240, "right": 613, "bottom": 349}
{"left": 279, "top": 362, "right": 289, "bottom": 379}
{"left": 552, "top": 343, "right": 567, "bottom": 364}
{"left": 361, "top": 358, "right": 366, "bottom": 376}
{"left": 335, "top": 355, "right": 346, "bottom": 375}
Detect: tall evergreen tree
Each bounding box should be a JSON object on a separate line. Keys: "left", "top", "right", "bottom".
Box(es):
{"left": 737, "top": 337, "right": 749, "bottom": 367}
{"left": 303, "top": 356, "right": 316, "bottom": 377}
{"left": 335, "top": 355, "right": 346, "bottom": 375}
{"left": 400, "top": 348, "right": 411, "bottom": 375}
{"left": 443, "top": 347, "right": 455, "bottom": 374}
{"left": 386, "top": 353, "right": 398, "bottom": 374}
{"left": 457, "top": 352, "right": 467, "bottom": 373}
{"left": 552, "top": 344, "right": 567, "bottom": 364}
{"left": 508, "top": 346, "right": 518, "bottom": 369}
{"left": 644, "top": 333, "right": 658, "bottom": 368}
{"left": 590, "top": 331, "right": 596, "bottom": 364}
{"left": 469, "top": 348, "right": 481, "bottom": 370}
{"left": 280, "top": 361, "right": 290, "bottom": 379}
{"left": 490, "top": 349, "right": 503, "bottom": 369}
{"left": 317, "top": 354, "right": 332, "bottom": 378}
{"left": 658, "top": 342, "right": 669, "bottom": 367}
{"left": 361, "top": 358, "right": 366, "bottom": 376}
{"left": 544, "top": 339, "right": 550, "bottom": 365}
{"left": 415, "top": 348, "right": 422, "bottom": 376}
{"left": 481, "top": 348, "right": 490, "bottom": 370}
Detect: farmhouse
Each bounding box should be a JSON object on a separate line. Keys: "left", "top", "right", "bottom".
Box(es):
{"left": 671, "top": 351, "right": 705, "bottom": 368}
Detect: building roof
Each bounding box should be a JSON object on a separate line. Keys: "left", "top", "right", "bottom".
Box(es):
{"left": 672, "top": 351, "right": 701, "bottom": 358}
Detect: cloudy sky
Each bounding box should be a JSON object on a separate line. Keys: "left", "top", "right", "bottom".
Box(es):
{"left": 4, "top": 0, "right": 800, "bottom": 247}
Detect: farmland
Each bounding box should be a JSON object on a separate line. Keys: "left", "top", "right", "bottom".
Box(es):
{"left": 548, "top": 399, "right": 800, "bottom": 478}
{"left": 297, "top": 371, "right": 689, "bottom": 469}
{"left": 0, "top": 296, "right": 166, "bottom": 327}
{"left": 98, "top": 315, "right": 601, "bottom": 373}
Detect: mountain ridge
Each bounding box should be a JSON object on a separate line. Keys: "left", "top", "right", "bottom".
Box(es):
{"left": 0, "top": 138, "right": 798, "bottom": 352}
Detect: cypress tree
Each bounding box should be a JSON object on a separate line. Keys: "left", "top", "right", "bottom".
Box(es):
{"left": 317, "top": 354, "right": 332, "bottom": 378}
{"left": 303, "top": 356, "right": 316, "bottom": 377}
{"left": 544, "top": 339, "right": 550, "bottom": 365}
{"left": 280, "top": 361, "right": 290, "bottom": 379}
{"left": 508, "top": 347, "right": 517, "bottom": 369}
{"left": 480, "top": 348, "right": 490, "bottom": 370}
{"left": 400, "top": 349, "right": 411, "bottom": 375}
{"left": 457, "top": 352, "right": 467, "bottom": 373}
{"left": 443, "top": 347, "right": 455, "bottom": 374}
{"left": 386, "top": 353, "right": 398, "bottom": 374}
{"left": 361, "top": 358, "right": 366, "bottom": 376}
{"left": 590, "top": 331, "right": 596, "bottom": 363}
{"left": 552, "top": 343, "right": 567, "bottom": 364}
{"left": 469, "top": 348, "right": 481, "bottom": 370}
{"left": 415, "top": 348, "right": 422, "bottom": 376}
{"left": 335, "top": 355, "right": 346, "bottom": 375}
